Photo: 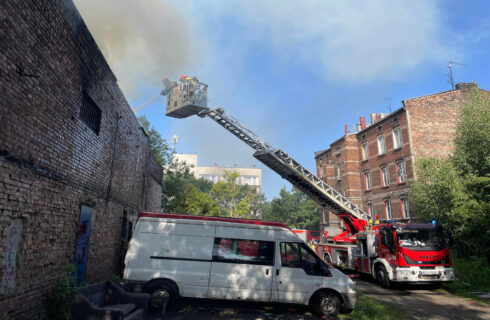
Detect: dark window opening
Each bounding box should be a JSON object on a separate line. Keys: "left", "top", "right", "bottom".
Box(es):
{"left": 212, "top": 238, "right": 274, "bottom": 266}
{"left": 80, "top": 91, "right": 102, "bottom": 135}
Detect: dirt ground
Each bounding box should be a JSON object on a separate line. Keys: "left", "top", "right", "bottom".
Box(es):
{"left": 355, "top": 278, "right": 490, "bottom": 320}
{"left": 147, "top": 278, "right": 490, "bottom": 320}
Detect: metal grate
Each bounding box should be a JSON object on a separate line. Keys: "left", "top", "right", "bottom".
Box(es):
{"left": 80, "top": 91, "right": 102, "bottom": 135}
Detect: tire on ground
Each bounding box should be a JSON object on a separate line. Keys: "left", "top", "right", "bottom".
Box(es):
{"left": 313, "top": 291, "right": 341, "bottom": 317}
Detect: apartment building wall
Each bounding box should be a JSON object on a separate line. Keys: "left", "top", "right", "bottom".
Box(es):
{"left": 315, "top": 83, "right": 486, "bottom": 231}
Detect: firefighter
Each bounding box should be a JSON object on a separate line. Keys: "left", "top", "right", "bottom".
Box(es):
{"left": 161, "top": 77, "right": 177, "bottom": 96}
{"left": 374, "top": 214, "right": 380, "bottom": 225}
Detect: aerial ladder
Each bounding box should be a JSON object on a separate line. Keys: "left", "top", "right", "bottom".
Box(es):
{"left": 162, "top": 77, "right": 369, "bottom": 236}
{"left": 162, "top": 77, "right": 455, "bottom": 287}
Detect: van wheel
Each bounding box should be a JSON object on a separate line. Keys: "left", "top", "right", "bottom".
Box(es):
{"left": 145, "top": 283, "right": 174, "bottom": 309}
{"left": 376, "top": 265, "right": 391, "bottom": 289}
{"left": 314, "top": 291, "right": 340, "bottom": 317}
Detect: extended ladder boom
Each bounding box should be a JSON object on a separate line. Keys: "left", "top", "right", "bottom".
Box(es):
{"left": 164, "top": 78, "right": 368, "bottom": 222}
{"left": 200, "top": 108, "right": 367, "bottom": 221}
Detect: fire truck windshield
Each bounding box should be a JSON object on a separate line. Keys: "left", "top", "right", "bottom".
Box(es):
{"left": 397, "top": 228, "right": 446, "bottom": 250}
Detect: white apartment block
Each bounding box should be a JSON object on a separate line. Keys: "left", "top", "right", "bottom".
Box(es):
{"left": 173, "top": 153, "right": 262, "bottom": 193}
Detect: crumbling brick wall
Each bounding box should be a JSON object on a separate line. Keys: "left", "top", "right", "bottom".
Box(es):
{"left": 0, "top": 0, "right": 162, "bottom": 318}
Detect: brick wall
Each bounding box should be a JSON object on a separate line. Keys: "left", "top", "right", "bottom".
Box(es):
{"left": 0, "top": 1, "right": 162, "bottom": 319}
{"left": 357, "top": 110, "right": 413, "bottom": 220}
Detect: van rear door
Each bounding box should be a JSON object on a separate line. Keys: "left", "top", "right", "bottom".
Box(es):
{"left": 208, "top": 237, "right": 275, "bottom": 301}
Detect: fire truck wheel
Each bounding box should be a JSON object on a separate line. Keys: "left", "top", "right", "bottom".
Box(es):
{"left": 376, "top": 265, "right": 391, "bottom": 289}
{"left": 314, "top": 291, "right": 340, "bottom": 317}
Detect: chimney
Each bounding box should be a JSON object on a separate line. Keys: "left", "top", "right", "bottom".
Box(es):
{"left": 356, "top": 124, "right": 362, "bottom": 132}
{"left": 455, "top": 82, "right": 477, "bottom": 91}
{"left": 360, "top": 117, "right": 367, "bottom": 130}
{"left": 344, "top": 124, "right": 348, "bottom": 135}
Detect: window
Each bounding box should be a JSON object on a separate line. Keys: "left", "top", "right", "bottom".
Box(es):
{"left": 213, "top": 238, "right": 274, "bottom": 265}
{"left": 397, "top": 161, "right": 407, "bottom": 183}
{"left": 336, "top": 146, "right": 341, "bottom": 156}
{"left": 80, "top": 91, "right": 102, "bottom": 135}
{"left": 364, "top": 171, "right": 372, "bottom": 191}
{"left": 381, "top": 167, "right": 389, "bottom": 187}
{"left": 367, "top": 203, "right": 374, "bottom": 217}
{"left": 280, "top": 242, "right": 330, "bottom": 276}
{"left": 336, "top": 164, "right": 341, "bottom": 180}
{"left": 400, "top": 198, "right": 410, "bottom": 218}
{"left": 361, "top": 143, "right": 369, "bottom": 160}
{"left": 392, "top": 127, "right": 402, "bottom": 149}
{"left": 384, "top": 200, "right": 392, "bottom": 220}
{"left": 377, "top": 135, "right": 386, "bottom": 155}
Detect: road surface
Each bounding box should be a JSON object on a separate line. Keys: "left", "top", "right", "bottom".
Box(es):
{"left": 355, "top": 277, "right": 490, "bottom": 320}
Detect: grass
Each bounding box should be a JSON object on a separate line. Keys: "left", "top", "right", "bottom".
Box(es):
{"left": 338, "top": 295, "right": 415, "bottom": 320}
{"left": 441, "top": 256, "right": 490, "bottom": 303}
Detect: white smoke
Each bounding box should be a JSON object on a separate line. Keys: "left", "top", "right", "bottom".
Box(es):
{"left": 74, "top": 0, "right": 192, "bottom": 96}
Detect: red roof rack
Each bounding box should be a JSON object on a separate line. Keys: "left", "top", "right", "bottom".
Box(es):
{"left": 137, "top": 212, "right": 291, "bottom": 230}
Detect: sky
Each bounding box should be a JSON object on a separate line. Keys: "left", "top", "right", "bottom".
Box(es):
{"left": 75, "top": 0, "right": 490, "bottom": 201}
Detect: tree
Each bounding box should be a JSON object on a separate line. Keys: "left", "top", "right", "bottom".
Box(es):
{"left": 138, "top": 115, "right": 172, "bottom": 166}
{"left": 411, "top": 88, "right": 490, "bottom": 260}
{"left": 161, "top": 160, "right": 214, "bottom": 213}
{"left": 262, "top": 187, "right": 319, "bottom": 230}
{"left": 210, "top": 171, "right": 263, "bottom": 218}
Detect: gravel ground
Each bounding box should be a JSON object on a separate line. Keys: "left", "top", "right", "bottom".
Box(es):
{"left": 355, "top": 277, "right": 490, "bottom": 320}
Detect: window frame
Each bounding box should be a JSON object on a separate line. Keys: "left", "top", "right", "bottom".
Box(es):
{"left": 361, "top": 142, "right": 369, "bottom": 161}
{"left": 380, "top": 166, "right": 389, "bottom": 187}
{"left": 397, "top": 161, "right": 407, "bottom": 183}
{"left": 280, "top": 242, "right": 331, "bottom": 277}
{"left": 367, "top": 203, "right": 374, "bottom": 217}
{"left": 384, "top": 200, "right": 392, "bottom": 220}
{"left": 377, "top": 135, "right": 386, "bottom": 155}
{"left": 392, "top": 127, "right": 402, "bottom": 149}
{"left": 212, "top": 237, "right": 275, "bottom": 266}
{"left": 400, "top": 197, "right": 410, "bottom": 219}
{"left": 364, "top": 171, "right": 372, "bottom": 191}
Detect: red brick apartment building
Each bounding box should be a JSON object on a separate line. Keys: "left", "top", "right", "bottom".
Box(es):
{"left": 315, "top": 83, "right": 486, "bottom": 232}
{"left": 0, "top": 1, "right": 162, "bottom": 318}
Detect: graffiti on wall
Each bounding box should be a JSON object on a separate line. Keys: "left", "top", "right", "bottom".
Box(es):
{"left": 1, "top": 218, "right": 23, "bottom": 294}
{"left": 74, "top": 205, "right": 93, "bottom": 285}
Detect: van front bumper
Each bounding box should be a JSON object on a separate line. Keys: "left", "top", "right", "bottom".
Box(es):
{"left": 341, "top": 292, "right": 357, "bottom": 310}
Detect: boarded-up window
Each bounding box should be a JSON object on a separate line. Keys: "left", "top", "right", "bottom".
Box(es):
{"left": 80, "top": 91, "right": 102, "bottom": 135}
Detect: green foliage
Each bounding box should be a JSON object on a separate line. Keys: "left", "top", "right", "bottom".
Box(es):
{"left": 453, "top": 87, "right": 490, "bottom": 177}
{"left": 138, "top": 115, "right": 172, "bottom": 166}
{"left": 411, "top": 89, "right": 490, "bottom": 260}
{"left": 161, "top": 160, "right": 214, "bottom": 213}
{"left": 442, "top": 256, "right": 490, "bottom": 301}
{"left": 45, "top": 265, "right": 83, "bottom": 320}
{"left": 338, "top": 295, "right": 410, "bottom": 320}
{"left": 176, "top": 184, "right": 220, "bottom": 216}
{"left": 262, "top": 187, "right": 319, "bottom": 230}
{"left": 210, "top": 171, "right": 263, "bottom": 218}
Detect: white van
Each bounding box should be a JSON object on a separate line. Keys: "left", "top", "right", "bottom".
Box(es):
{"left": 123, "top": 213, "right": 356, "bottom": 317}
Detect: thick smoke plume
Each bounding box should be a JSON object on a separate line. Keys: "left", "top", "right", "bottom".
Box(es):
{"left": 74, "top": 0, "right": 191, "bottom": 96}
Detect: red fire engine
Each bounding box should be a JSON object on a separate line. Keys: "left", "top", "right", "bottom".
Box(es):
{"left": 162, "top": 77, "right": 454, "bottom": 288}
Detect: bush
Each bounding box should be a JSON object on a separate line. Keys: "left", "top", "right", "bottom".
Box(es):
{"left": 45, "top": 265, "right": 83, "bottom": 320}
{"left": 443, "top": 255, "right": 490, "bottom": 298}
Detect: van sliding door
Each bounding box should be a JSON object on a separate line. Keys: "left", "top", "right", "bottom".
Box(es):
{"left": 208, "top": 238, "right": 274, "bottom": 301}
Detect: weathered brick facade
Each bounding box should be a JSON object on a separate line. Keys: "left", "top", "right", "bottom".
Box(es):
{"left": 0, "top": 1, "right": 162, "bottom": 319}
{"left": 315, "top": 84, "right": 487, "bottom": 231}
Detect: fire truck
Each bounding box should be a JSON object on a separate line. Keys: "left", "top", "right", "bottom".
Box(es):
{"left": 292, "top": 229, "right": 321, "bottom": 243}
{"left": 162, "top": 77, "right": 455, "bottom": 288}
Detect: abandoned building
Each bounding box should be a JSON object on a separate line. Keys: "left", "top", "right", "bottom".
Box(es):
{"left": 0, "top": 0, "right": 162, "bottom": 318}
{"left": 315, "top": 83, "right": 488, "bottom": 233}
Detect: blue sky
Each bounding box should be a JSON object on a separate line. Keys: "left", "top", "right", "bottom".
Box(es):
{"left": 76, "top": 0, "right": 490, "bottom": 200}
